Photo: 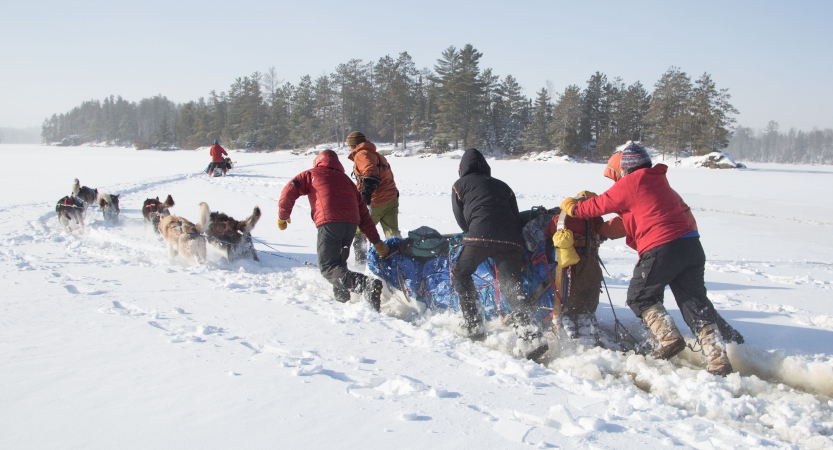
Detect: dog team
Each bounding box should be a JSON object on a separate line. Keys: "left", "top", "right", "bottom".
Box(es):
{"left": 56, "top": 178, "right": 261, "bottom": 265}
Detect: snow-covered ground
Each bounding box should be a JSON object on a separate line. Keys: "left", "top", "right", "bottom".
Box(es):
{"left": 1, "top": 144, "right": 832, "bottom": 449}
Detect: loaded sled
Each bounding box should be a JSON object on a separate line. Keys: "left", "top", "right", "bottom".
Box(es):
{"left": 205, "top": 157, "right": 234, "bottom": 177}
{"left": 367, "top": 211, "right": 576, "bottom": 335}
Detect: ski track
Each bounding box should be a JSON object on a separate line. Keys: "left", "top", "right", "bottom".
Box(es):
{"left": 3, "top": 158, "right": 833, "bottom": 449}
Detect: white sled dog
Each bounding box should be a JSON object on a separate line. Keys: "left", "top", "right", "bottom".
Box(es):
{"left": 158, "top": 202, "right": 210, "bottom": 264}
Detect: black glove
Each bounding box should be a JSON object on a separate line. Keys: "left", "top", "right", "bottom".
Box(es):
{"left": 361, "top": 176, "right": 381, "bottom": 207}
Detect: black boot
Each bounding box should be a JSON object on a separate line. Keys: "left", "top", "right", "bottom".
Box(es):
{"left": 341, "top": 272, "right": 381, "bottom": 312}
{"left": 511, "top": 311, "right": 549, "bottom": 361}
{"left": 459, "top": 291, "right": 485, "bottom": 341}
{"left": 364, "top": 279, "right": 382, "bottom": 312}
{"left": 333, "top": 285, "right": 350, "bottom": 303}
{"left": 353, "top": 238, "right": 368, "bottom": 264}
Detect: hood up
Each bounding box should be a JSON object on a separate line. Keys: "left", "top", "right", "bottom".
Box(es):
{"left": 313, "top": 150, "right": 345, "bottom": 172}
{"left": 458, "top": 148, "right": 491, "bottom": 177}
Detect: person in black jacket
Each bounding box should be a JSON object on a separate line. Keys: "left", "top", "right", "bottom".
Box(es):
{"left": 452, "top": 148, "right": 548, "bottom": 361}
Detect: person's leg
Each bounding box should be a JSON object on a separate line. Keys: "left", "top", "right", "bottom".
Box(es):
{"left": 318, "top": 223, "right": 358, "bottom": 301}
{"left": 668, "top": 237, "right": 732, "bottom": 376}
{"left": 452, "top": 245, "right": 490, "bottom": 338}
{"left": 562, "top": 253, "right": 603, "bottom": 343}
{"left": 667, "top": 238, "right": 719, "bottom": 335}
{"left": 493, "top": 247, "right": 549, "bottom": 360}
{"left": 626, "top": 242, "right": 687, "bottom": 359}
{"left": 377, "top": 198, "right": 401, "bottom": 239}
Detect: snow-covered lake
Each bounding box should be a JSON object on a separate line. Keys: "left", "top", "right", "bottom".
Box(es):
{"left": 1, "top": 144, "right": 831, "bottom": 449}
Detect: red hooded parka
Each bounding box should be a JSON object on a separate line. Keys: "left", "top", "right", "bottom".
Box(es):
{"left": 278, "top": 150, "right": 380, "bottom": 243}
{"left": 572, "top": 164, "right": 694, "bottom": 256}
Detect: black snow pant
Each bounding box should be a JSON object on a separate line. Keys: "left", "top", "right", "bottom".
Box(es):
{"left": 626, "top": 237, "right": 723, "bottom": 335}
{"left": 453, "top": 244, "right": 532, "bottom": 326}
{"left": 317, "top": 222, "right": 366, "bottom": 301}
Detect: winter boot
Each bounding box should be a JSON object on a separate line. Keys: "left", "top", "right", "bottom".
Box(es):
{"left": 561, "top": 314, "right": 579, "bottom": 340}
{"left": 364, "top": 278, "right": 382, "bottom": 312}
{"left": 642, "top": 303, "right": 686, "bottom": 360}
{"left": 561, "top": 313, "right": 601, "bottom": 346}
{"left": 717, "top": 316, "right": 744, "bottom": 345}
{"left": 333, "top": 285, "right": 351, "bottom": 303}
{"left": 511, "top": 311, "right": 549, "bottom": 361}
{"left": 458, "top": 291, "right": 485, "bottom": 341}
{"left": 353, "top": 238, "right": 368, "bottom": 264}
{"left": 699, "top": 324, "right": 733, "bottom": 376}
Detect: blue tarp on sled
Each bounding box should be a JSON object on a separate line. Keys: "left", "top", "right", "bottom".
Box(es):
{"left": 368, "top": 235, "right": 558, "bottom": 326}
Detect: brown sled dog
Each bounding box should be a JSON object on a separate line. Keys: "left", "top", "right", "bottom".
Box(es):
{"left": 143, "top": 195, "right": 175, "bottom": 234}
{"left": 204, "top": 206, "right": 261, "bottom": 261}
{"left": 158, "top": 202, "right": 210, "bottom": 264}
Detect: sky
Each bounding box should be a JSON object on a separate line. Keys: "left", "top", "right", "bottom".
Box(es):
{"left": 1, "top": 0, "right": 831, "bottom": 132}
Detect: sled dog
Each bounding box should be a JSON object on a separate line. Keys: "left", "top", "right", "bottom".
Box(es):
{"left": 71, "top": 178, "right": 98, "bottom": 209}
{"left": 158, "top": 202, "right": 210, "bottom": 264}
{"left": 56, "top": 196, "right": 86, "bottom": 233}
{"left": 204, "top": 205, "right": 261, "bottom": 261}
{"left": 97, "top": 192, "right": 121, "bottom": 224}
{"left": 142, "top": 195, "right": 175, "bottom": 234}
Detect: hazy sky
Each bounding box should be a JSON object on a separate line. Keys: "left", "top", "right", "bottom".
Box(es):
{"left": 2, "top": 0, "right": 831, "bottom": 131}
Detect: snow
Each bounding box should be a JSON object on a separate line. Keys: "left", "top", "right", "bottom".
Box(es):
{"left": 1, "top": 144, "right": 832, "bottom": 449}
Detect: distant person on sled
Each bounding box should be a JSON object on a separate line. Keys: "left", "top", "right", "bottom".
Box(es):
{"left": 277, "top": 149, "right": 390, "bottom": 312}
{"left": 346, "top": 131, "right": 401, "bottom": 264}
{"left": 207, "top": 139, "right": 228, "bottom": 176}
{"left": 561, "top": 142, "right": 739, "bottom": 376}
{"left": 452, "top": 148, "right": 548, "bottom": 361}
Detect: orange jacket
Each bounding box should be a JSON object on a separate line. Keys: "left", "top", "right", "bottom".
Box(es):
{"left": 348, "top": 142, "right": 398, "bottom": 206}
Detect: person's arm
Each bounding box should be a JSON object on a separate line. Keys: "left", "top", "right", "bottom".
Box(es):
{"left": 356, "top": 189, "right": 381, "bottom": 243}
{"left": 508, "top": 189, "right": 523, "bottom": 230}
{"left": 598, "top": 215, "right": 627, "bottom": 240}
{"left": 354, "top": 151, "right": 381, "bottom": 205}
{"left": 572, "top": 180, "right": 629, "bottom": 219}
{"left": 452, "top": 184, "right": 468, "bottom": 233}
{"left": 278, "top": 171, "right": 310, "bottom": 220}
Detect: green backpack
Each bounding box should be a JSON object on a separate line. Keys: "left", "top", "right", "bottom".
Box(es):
{"left": 408, "top": 226, "right": 448, "bottom": 258}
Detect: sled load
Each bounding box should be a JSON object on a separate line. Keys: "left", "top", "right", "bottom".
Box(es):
{"left": 367, "top": 207, "right": 599, "bottom": 336}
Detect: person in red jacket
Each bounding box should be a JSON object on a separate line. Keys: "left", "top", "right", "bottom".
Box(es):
{"left": 277, "top": 149, "right": 390, "bottom": 311}
{"left": 208, "top": 140, "right": 228, "bottom": 176}
{"left": 560, "top": 142, "right": 734, "bottom": 376}
{"left": 598, "top": 148, "right": 744, "bottom": 345}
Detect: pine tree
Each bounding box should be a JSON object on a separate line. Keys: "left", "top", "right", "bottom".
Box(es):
{"left": 687, "top": 73, "right": 738, "bottom": 155}
{"left": 523, "top": 88, "right": 552, "bottom": 152}
{"left": 431, "top": 44, "right": 486, "bottom": 151}
{"left": 551, "top": 85, "right": 582, "bottom": 156}
{"left": 645, "top": 67, "right": 693, "bottom": 160}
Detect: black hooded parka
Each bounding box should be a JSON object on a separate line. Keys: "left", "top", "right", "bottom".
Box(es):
{"left": 451, "top": 149, "right": 524, "bottom": 248}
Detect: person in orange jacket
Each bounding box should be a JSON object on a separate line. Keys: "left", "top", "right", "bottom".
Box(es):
{"left": 346, "top": 131, "right": 401, "bottom": 263}
{"left": 208, "top": 139, "right": 228, "bottom": 176}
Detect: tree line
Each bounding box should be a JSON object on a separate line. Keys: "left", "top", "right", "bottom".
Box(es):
{"left": 42, "top": 44, "right": 741, "bottom": 159}
{"left": 727, "top": 121, "right": 833, "bottom": 165}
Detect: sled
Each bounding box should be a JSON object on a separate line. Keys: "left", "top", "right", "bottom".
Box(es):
{"left": 367, "top": 234, "right": 559, "bottom": 329}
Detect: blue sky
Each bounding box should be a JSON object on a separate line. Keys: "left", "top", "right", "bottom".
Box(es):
{"left": 1, "top": 0, "right": 830, "bottom": 131}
